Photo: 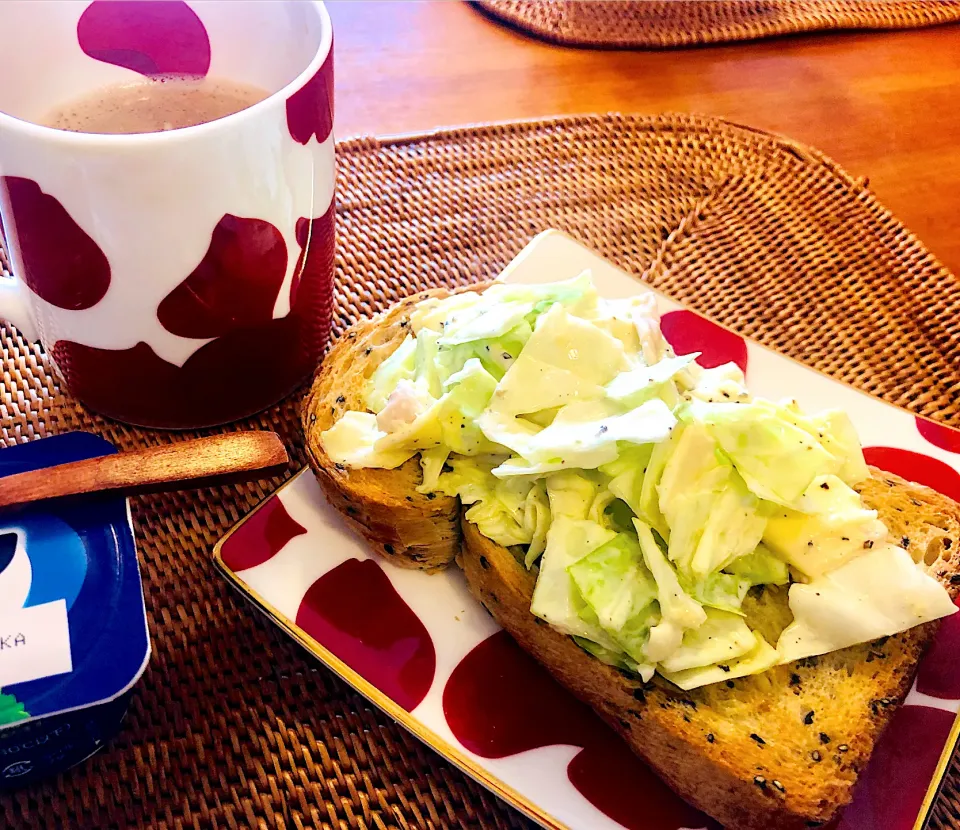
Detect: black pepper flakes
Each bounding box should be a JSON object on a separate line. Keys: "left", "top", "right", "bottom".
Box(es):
{"left": 725, "top": 680, "right": 735, "bottom": 689}
{"left": 598, "top": 424, "right": 609, "bottom": 434}
{"left": 820, "top": 482, "right": 830, "bottom": 490}
{"left": 819, "top": 733, "right": 831, "bottom": 744}
{"left": 803, "top": 711, "right": 815, "bottom": 725}
{"left": 399, "top": 320, "right": 409, "bottom": 328}
{"left": 750, "top": 733, "right": 766, "bottom": 746}
{"left": 901, "top": 536, "right": 911, "bottom": 548}
{"left": 706, "top": 733, "right": 715, "bottom": 743}
{"left": 718, "top": 664, "right": 731, "bottom": 673}
{"left": 863, "top": 539, "right": 874, "bottom": 550}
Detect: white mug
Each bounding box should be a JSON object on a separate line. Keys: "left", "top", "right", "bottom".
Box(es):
{"left": 0, "top": 0, "right": 335, "bottom": 429}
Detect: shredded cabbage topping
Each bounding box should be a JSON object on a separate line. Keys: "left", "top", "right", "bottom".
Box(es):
{"left": 321, "top": 274, "right": 956, "bottom": 689}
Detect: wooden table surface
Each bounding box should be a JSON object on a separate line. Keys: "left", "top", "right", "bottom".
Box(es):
{"left": 329, "top": 0, "right": 960, "bottom": 278}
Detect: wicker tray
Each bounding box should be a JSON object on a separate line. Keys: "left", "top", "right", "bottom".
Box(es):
{"left": 2, "top": 113, "right": 960, "bottom": 829}
{"left": 473, "top": 0, "right": 960, "bottom": 48}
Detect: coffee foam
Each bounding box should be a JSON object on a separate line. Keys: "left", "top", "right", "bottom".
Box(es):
{"left": 41, "top": 75, "right": 269, "bottom": 135}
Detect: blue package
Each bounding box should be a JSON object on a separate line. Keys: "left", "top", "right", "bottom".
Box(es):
{"left": 0, "top": 433, "right": 150, "bottom": 787}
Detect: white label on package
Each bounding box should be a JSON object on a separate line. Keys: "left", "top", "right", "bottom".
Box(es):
{"left": 0, "top": 600, "right": 72, "bottom": 688}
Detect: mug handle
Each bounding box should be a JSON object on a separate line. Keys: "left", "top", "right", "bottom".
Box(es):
{"left": 0, "top": 223, "right": 39, "bottom": 342}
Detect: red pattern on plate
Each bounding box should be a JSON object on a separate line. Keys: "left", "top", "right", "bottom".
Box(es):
{"left": 77, "top": 0, "right": 210, "bottom": 78}
{"left": 836, "top": 705, "right": 954, "bottom": 830}
{"left": 862, "top": 447, "right": 960, "bottom": 504}
{"left": 286, "top": 47, "right": 334, "bottom": 146}
{"left": 158, "top": 215, "right": 288, "bottom": 339}
{"left": 443, "top": 631, "right": 715, "bottom": 829}
{"left": 916, "top": 598, "right": 960, "bottom": 699}
{"left": 50, "top": 201, "right": 335, "bottom": 428}
{"left": 296, "top": 558, "right": 435, "bottom": 712}
{"left": 0, "top": 177, "right": 110, "bottom": 311}
{"left": 916, "top": 418, "right": 960, "bottom": 454}
{"left": 659, "top": 310, "right": 748, "bottom": 373}
{"left": 219, "top": 497, "right": 306, "bottom": 574}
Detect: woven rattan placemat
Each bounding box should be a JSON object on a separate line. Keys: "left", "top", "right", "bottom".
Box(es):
{"left": 473, "top": 0, "right": 960, "bottom": 48}
{"left": 2, "top": 113, "right": 960, "bottom": 829}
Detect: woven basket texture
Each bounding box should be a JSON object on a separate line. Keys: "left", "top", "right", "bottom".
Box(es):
{"left": 1, "top": 113, "right": 959, "bottom": 829}
{"left": 473, "top": 0, "right": 960, "bottom": 48}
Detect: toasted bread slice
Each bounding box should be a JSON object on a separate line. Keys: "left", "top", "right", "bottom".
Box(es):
{"left": 303, "top": 283, "right": 490, "bottom": 572}
{"left": 304, "top": 288, "right": 960, "bottom": 827}
{"left": 460, "top": 470, "right": 960, "bottom": 829}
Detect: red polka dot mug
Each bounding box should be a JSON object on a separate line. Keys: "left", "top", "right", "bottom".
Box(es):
{"left": 0, "top": 1, "right": 335, "bottom": 429}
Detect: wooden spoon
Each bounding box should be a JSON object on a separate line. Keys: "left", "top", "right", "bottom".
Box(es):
{"left": 0, "top": 431, "right": 290, "bottom": 509}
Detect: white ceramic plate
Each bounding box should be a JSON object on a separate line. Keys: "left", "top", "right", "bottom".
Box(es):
{"left": 215, "top": 230, "right": 960, "bottom": 830}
